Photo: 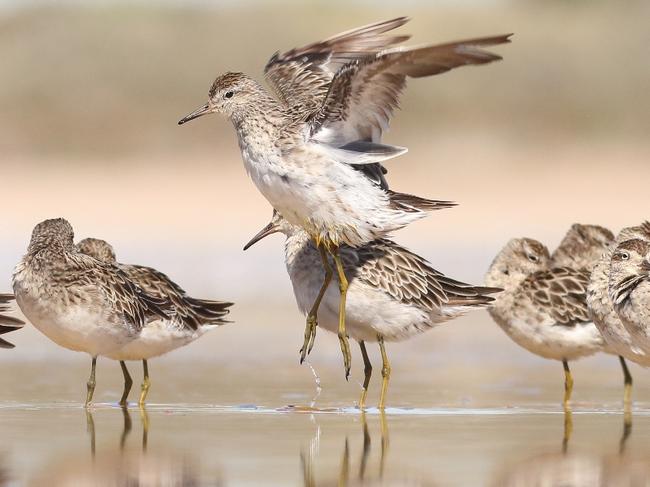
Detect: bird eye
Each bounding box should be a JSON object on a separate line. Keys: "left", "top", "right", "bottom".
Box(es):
{"left": 528, "top": 254, "right": 539, "bottom": 263}
{"left": 224, "top": 91, "right": 234, "bottom": 99}
{"left": 620, "top": 251, "right": 630, "bottom": 261}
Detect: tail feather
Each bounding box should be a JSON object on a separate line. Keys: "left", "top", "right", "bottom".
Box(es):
{"left": 388, "top": 190, "right": 456, "bottom": 213}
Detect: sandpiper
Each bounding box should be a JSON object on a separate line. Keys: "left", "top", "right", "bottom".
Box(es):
{"left": 587, "top": 223, "right": 650, "bottom": 405}
{"left": 485, "top": 237, "right": 618, "bottom": 407}
{"left": 76, "top": 237, "right": 233, "bottom": 406}
{"left": 0, "top": 294, "right": 24, "bottom": 349}
{"left": 12, "top": 219, "right": 172, "bottom": 406}
{"left": 244, "top": 211, "right": 500, "bottom": 409}
{"left": 179, "top": 17, "right": 510, "bottom": 377}
{"left": 609, "top": 238, "right": 650, "bottom": 355}
{"left": 551, "top": 224, "right": 615, "bottom": 270}
{"left": 551, "top": 223, "right": 635, "bottom": 403}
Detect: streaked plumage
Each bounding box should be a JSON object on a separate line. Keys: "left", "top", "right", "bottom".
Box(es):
{"left": 609, "top": 238, "right": 650, "bottom": 354}
{"left": 76, "top": 237, "right": 232, "bottom": 360}
{"left": 485, "top": 237, "right": 611, "bottom": 406}
{"left": 587, "top": 223, "right": 650, "bottom": 367}
{"left": 245, "top": 211, "right": 499, "bottom": 408}
{"left": 180, "top": 18, "right": 509, "bottom": 378}
{"left": 76, "top": 237, "right": 233, "bottom": 406}
{"left": 0, "top": 294, "right": 24, "bottom": 349}
{"left": 551, "top": 224, "right": 614, "bottom": 270}
{"left": 179, "top": 17, "right": 509, "bottom": 247}
{"left": 12, "top": 218, "right": 172, "bottom": 405}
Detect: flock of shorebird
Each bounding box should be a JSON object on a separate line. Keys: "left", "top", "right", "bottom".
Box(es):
{"left": 1, "top": 18, "right": 648, "bottom": 412}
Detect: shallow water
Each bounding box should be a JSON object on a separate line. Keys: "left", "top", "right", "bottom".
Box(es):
{"left": 3, "top": 378, "right": 650, "bottom": 485}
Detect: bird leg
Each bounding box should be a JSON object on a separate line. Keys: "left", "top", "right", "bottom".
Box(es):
{"left": 119, "top": 361, "right": 133, "bottom": 408}
{"left": 619, "top": 356, "right": 633, "bottom": 407}
{"left": 378, "top": 336, "right": 391, "bottom": 410}
{"left": 562, "top": 360, "right": 573, "bottom": 409}
{"left": 358, "top": 341, "right": 372, "bottom": 409}
{"left": 331, "top": 246, "right": 352, "bottom": 379}
{"left": 139, "top": 359, "right": 151, "bottom": 407}
{"left": 300, "top": 244, "right": 333, "bottom": 363}
{"left": 85, "top": 356, "right": 97, "bottom": 407}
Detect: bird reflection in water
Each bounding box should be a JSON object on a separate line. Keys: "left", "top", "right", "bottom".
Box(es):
{"left": 45, "top": 407, "right": 211, "bottom": 487}
{"left": 302, "top": 412, "right": 432, "bottom": 487}
{"left": 494, "top": 407, "right": 644, "bottom": 486}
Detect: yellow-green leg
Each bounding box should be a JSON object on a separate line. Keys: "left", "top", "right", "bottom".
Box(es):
{"left": 119, "top": 361, "right": 133, "bottom": 407}
{"left": 139, "top": 359, "right": 151, "bottom": 407}
{"left": 378, "top": 336, "right": 391, "bottom": 410}
{"left": 331, "top": 247, "right": 352, "bottom": 379}
{"left": 619, "top": 356, "right": 633, "bottom": 407}
{"left": 562, "top": 360, "right": 573, "bottom": 409}
{"left": 85, "top": 356, "right": 97, "bottom": 407}
{"left": 358, "top": 341, "right": 372, "bottom": 409}
{"left": 300, "top": 245, "right": 333, "bottom": 363}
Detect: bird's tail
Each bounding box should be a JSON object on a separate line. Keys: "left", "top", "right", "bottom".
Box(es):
{"left": 387, "top": 190, "right": 456, "bottom": 213}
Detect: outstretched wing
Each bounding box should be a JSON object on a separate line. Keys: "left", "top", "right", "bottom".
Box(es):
{"left": 519, "top": 267, "right": 591, "bottom": 326}
{"left": 309, "top": 34, "right": 511, "bottom": 145}
{"left": 265, "top": 17, "right": 410, "bottom": 114}
{"left": 348, "top": 239, "right": 499, "bottom": 312}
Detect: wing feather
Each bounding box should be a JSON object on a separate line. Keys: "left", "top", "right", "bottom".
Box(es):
{"left": 310, "top": 34, "right": 512, "bottom": 145}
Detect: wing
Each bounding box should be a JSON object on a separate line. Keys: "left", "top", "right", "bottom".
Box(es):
{"left": 309, "top": 34, "right": 512, "bottom": 145}
{"left": 264, "top": 17, "right": 410, "bottom": 114}
{"left": 121, "top": 264, "right": 233, "bottom": 330}
{"left": 348, "top": 239, "right": 499, "bottom": 312}
{"left": 519, "top": 267, "right": 592, "bottom": 326}
{"left": 70, "top": 254, "right": 171, "bottom": 332}
{"left": 0, "top": 294, "right": 25, "bottom": 327}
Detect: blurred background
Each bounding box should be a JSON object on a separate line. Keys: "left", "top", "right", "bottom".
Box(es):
{"left": 1, "top": 0, "right": 649, "bottom": 484}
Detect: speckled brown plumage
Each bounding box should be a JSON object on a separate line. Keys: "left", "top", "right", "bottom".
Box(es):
{"left": 76, "top": 238, "right": 232, "bottom": 331}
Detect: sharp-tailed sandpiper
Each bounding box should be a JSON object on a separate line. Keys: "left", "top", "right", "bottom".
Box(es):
{"left": 485, "top": 237, "right": 619, "bottom": 408}
{"left": 76, "top": 237, "right": 233, "bottom": 406}
{"left": 587, "top": 223, "right": 650, "bottom": 406}
{"left": 551, "top": 223, "right": 635, "bottom": 403}
{"left": 12, "top": 219, "right": 172, "bottom": 406}
{"left": 245, "top": 211, "right": 500, "bottom": 409}
{"left": 609, "top": 238, "right": 650, "bottom": 356}
{"left": 179, "top": 17, "right": 510, "bottom": 377}
{"left": 0, "top": 294, "right": 24, "bottom": 349}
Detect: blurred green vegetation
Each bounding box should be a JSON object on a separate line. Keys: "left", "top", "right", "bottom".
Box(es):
{"left": 0, "top": 1, "right": 648, "bottom": 159}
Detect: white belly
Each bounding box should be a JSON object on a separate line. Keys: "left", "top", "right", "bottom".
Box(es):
{"left": 489, "top": 309, "right": 604, "bottom": 361}
{"left": 290, "top": 261, "right": 432, "bottom": 343}
{"left": 105, "top": 321, "right": 215, "bottom": 361}
{"left": 16, "top": 292, "right": 133, "bottom": 357}
{"left": 240, "top": 144, "right": 420, "bottom": 247}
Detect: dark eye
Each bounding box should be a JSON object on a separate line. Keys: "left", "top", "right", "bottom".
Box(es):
{"left": 620, "top": 251, "right": 630, "bottom": 261}
{"left": 224, "top": 91, "right": 234, "bottom": 99}
{"left": 528, "top": 254, "right": 539, "bottom": 263}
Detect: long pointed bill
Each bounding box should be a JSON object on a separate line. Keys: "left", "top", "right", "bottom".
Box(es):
{"left": 243, "top": 222, "right": 280, "bottom": 251}
{"left": 178, "top": 103, "right": 211, "bottom": 125}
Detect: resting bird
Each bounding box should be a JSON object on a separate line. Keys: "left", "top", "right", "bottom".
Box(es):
{"left": 485, "top": 237, "right": 621, "bottom": 408}
{"left": 76, "top": 237, "right": 233, "bottom": 407}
